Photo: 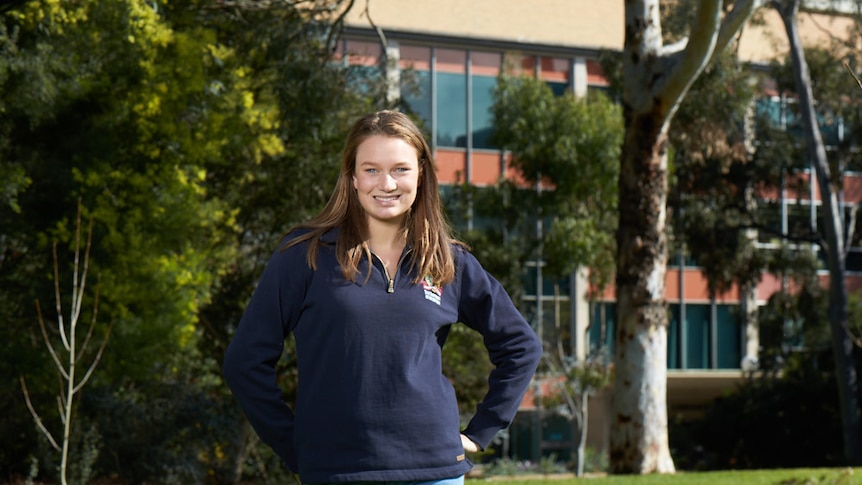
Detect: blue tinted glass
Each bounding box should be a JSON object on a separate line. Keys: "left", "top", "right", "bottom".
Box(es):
{"left": 819, "top": 112, "right": 842, "bottom": 146}
{"left": 522, "top": 266, "right": 538, "bottom": 296}
{"left": 472, "top": 75, "right": 497, "bottom": 149}
{"left": 668, "top": 304, "right": 680, "bottom": 369}
{"left": 716, "top": 305, "right": 741, "bottom": 369}
{"left": 541, "top": 275, "right": 570, "bottom": 296}
{"left": 589, "top": 302, "right": 615, "bottom": 357}
{"left": 401, "top": 70, "right": 431, "bottom": 133}
{"left": 346, "top": 65, "right": 383, "bottom": 95}
{"left": 756, "top": 97, "right": 782, "bottom": 127}
{"left": 848, "top": 249, "right": 862, "bottom": 272}
{"left": 437, "top": 72, "right": 467, "bottom": 147}
{"left": 546, "top": 81, "right": 569, "bottom": 96}
{"left": 685, "top": 304, "right": 710, "bottom": 369}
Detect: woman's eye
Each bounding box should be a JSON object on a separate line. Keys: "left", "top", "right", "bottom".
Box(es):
{"left": 365, "top": 168, "right": 378, "bottom": 173}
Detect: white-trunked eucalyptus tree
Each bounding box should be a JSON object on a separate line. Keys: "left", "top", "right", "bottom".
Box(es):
{"left": 613, "top": 0, "right": 763, "bottom": 474}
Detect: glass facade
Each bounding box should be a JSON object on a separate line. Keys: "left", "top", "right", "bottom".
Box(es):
{"left": 340, "top": 35, "right": 754, "bottom": 371}
{"left": 470, "top": 51, "right": 501, "bottom": 149}
{"left": 592, "top": 302, "right": 741, "bottom": 370}
{"left": 399, "top": 45, "right": 432, "bottom": 133}
{"left": 389, "top": 44, "right": 596, "bottom": 153}
{"left": 436, "top": 49, "right": 468, "bottom": 147}
{"left": 522, "top": 262, "right": 573, "bottom": 354}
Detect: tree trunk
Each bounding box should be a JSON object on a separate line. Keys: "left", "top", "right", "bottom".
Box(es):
{"left": 611, "top": 104, "right": 676, "bottom": 474}
{"left": 577, "top": 391, "right": 589, "bottom": 477}
{"left": 775, "top": 0, "right": 862, "bottom": 465}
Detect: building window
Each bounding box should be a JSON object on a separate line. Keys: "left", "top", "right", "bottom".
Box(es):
{"left": 539, "top": 56, "right": 570, "bottom": 96}
{"left": 589, "top": 302, "right": 615, "bottom": 357}
{"left": 471, "top": 51, "right": 502, "bottom": 149}
{"left": 592, "top": 302, "right": 742, "bottom": 370}
{"left": 338, "top": 40, "right": 384, "bottom": 93}
{"left": 436, "top": 49, "right": 468, "bottom": 148}
{"left": 669, "top": 303, "right": 742, "bottom": 370}
{"left": 400, "top": 45, "right": 432, "bottom": 133}
{"left": 716, "top": 305, "right": 742, "bottom": 369}
{"left": 522, "top": 263, "right": 573, "bottom": 352}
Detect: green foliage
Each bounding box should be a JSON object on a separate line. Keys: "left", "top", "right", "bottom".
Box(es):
{"left": 541, "top": 351, "right": 613, "bottom": 413}
{"left": 81, "top": 380, "right": 241, "bottom": 484}
{"left": 441, "top": 323, "right": 495, "bottom": 417}
{"left": 672, "top": 282, "right": 841, "bottom": 471}
{"left": 488, "top": 70, "right": 622, "bottom": 292}
{"left": 667, "top": 49, "right": 765, "bottom": 296}
{"left": 679, "top": 365, "right": 844, "bottom": 470}
{"left": 445, "top": 180, "right": 533, "bottom": 302}
{"left": 0, "top": 0, "right": 374, "bottom": 481}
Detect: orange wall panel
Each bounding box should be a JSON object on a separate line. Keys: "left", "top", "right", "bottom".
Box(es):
{"left": 587, "top": 60, "right": 608, "bottom": 86}
{"left": 666, "top": 269, "right": 681, "bottom": 300}
{"left": 845, "top": 174, "right": 862, "bottom": 202}
{"left": 435, "top": 150, "right": 466, "bottom": 184}
{"left": 471, "top": 152, "right": 503, "bottom": 186}
{"left": 757, "top": 273, "right": 784, "bottom": 302}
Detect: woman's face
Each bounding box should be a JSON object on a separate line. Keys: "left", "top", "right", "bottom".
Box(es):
{"left": 352, "top": 135, "right": 420, "bottom": 229}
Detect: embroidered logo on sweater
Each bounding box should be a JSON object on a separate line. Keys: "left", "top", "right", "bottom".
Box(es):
{"left": 421, "top": 275, "right": 442, "bottom": 305}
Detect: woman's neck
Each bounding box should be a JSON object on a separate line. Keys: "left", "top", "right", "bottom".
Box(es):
{"left": 366, "top": 219, "right": 406, "bottom": 253}
{"left": 366, "top": 220, "right": 407, "bottom": 277}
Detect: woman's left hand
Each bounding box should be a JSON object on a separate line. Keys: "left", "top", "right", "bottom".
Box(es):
{"left": 460, "top": 433, "right": 479, "bottom": 453}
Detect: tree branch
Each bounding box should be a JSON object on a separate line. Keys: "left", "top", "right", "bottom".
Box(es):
{"left": 715, "top": 0, "right": 764, "bottom": 56}
{"left": 20, "top": 377, "right": 61, "bottom": 452}
{"left": 74, "top": 320, "right": 112, "bottom": 394}
{"left": 36, "top": 300, "right": 69, "bottom": 381}
{"left": 76, "top": 278, "right": 101, "bottom": 363}
{"left": 364, "top": 0, "right": 388, "bottom": 53}
{"left": 71, "top": 201, "right": 83, "bottom": 330}
{"left": 846, "top": 203, "right": 858, "bottom": 250}
{"left": 662, "top": 0, "right": 722, "bottom": 104}
{"left": 325, "top": 0, "right": 356, "bottom": 55}
{"left": 52, "top": 243, "right": 70, "bottom": 352}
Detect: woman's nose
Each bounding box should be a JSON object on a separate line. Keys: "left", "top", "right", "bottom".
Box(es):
{"left": 380, "top": 173, "right": 397, "bottom": 191}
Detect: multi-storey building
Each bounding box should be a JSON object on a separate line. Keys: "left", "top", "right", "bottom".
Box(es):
{"left": 340, "top": 0, "right": 862, "bottom": 463}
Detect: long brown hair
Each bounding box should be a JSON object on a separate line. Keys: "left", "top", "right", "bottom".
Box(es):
{"left": 282, "top": 110, "right": 461, "bottom": 285}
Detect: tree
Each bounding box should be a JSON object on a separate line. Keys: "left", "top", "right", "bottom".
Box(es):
{"left": 613, "top": 0, "right": 763, "bottom": 473}
{"left": 770, "top": 0, "right": 862, "bottom": 464}
{"left": 20, "top": 201, "right": 111, "bottom": 485}
{"left": 490, "top": 70, "right": 621, "bottom": 287}
{"left": 0, "top": 0, "right": 369, "bottom": 480}
{"left": 481, "top": 67, "right": 621, "bottom": 468}
{"left": 541, "top": 349, "right": 613, "bottom": 477}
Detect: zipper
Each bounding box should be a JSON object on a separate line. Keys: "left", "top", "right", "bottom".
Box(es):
{"left": 372, "top": 248, "right": 412, "bottom": 294}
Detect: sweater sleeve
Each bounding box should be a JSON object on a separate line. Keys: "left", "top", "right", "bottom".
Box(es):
{"left": 223, "top": 238, "right": 311, "bottom": 472}
{"left": 456, "top": 249, "right": 542, "bottom": 450}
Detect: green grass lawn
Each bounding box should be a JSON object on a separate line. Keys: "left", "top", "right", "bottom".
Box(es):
{"left": 477, "top": 467, "right": 861, "bottom": 484}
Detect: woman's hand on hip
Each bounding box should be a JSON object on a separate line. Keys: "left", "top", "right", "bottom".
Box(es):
{"left": 460, "top": 433, "right": 479, "bottom": 453}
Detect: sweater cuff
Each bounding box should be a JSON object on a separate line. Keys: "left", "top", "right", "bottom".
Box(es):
{"left": 462, "top": 413, "right": 505, "bottom": 450}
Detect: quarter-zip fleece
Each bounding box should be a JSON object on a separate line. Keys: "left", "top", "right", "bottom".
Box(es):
{"left": 223, "top": 229, "right": 542, "bottom": 483}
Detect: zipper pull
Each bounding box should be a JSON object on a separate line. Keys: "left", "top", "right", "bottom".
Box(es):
{"left": 387, "top": 278, "right": 395, "bottom": 293}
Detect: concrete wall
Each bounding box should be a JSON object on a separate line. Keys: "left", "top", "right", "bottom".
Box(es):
{"left": 342, "top": 0, "right": 624, "bottom": 50}
{"left": 343, "top": 1, "right": 857, "bottom": 65}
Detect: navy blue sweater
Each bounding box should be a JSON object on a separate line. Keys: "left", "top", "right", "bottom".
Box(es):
{"left": 223, "top": 230, "right": 542, "bottom": 483}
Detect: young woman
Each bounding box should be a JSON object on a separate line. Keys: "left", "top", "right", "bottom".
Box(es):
{"left": 223, "top": 110, "right": 542, "bottom": 485}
